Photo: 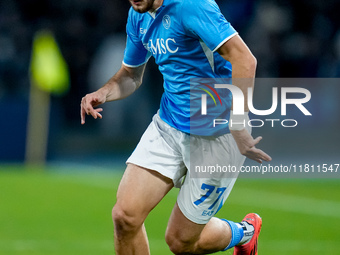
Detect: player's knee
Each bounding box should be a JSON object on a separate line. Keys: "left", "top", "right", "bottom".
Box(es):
{"left": 112, "top": 204, "right": 143, "bottom": 235}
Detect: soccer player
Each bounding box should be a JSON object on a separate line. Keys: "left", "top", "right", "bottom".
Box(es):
{"left": 80, "top": 0, "right": 272, "bottom": 254}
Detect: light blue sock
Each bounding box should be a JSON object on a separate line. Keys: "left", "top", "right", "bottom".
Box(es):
{"left": 221, "top": 219, "right": 244, "bottom": 251}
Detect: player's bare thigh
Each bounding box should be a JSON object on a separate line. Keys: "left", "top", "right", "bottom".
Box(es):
{"left": 114, "top": 163, "right": 174, "bottom": 221}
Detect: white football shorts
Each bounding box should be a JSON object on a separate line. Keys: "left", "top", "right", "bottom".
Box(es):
{"left": 126, "top": 112, "right": 248, "bottom": 224}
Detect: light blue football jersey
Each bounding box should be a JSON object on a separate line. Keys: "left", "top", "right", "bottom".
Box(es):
{"left": 123, "top": 0, "right": 237, "bottom": 136}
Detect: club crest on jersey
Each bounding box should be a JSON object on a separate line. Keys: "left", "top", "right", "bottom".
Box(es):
{"left": 162, "top": 15, "right": 171, "bottom": 29}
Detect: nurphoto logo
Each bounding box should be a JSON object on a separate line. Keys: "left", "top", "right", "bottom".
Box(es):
{"left": 199, "top": 84, "right": 223, "bottom": 115}
{"left": 200, "top": 84, "right": 312, "bottom": 128}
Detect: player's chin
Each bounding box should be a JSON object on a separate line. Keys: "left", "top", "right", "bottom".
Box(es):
{"left": 130, "top": 0, "right": 151, "bottom": 13}
{"left": 131, "top": 6, "right": 149, "bottom": 13}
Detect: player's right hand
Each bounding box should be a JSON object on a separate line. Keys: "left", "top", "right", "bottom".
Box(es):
{"left": 80, "top": 91, "right": 106, "bottom": 125}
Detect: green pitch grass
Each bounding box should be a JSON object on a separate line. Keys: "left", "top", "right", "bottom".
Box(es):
{"left": 0, "top": 164, "right": 339, "bottom": 255}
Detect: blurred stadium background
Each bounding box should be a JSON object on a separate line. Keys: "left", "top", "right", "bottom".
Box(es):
{"left": 0, "top": 0, "right": 339, "bottom": 254}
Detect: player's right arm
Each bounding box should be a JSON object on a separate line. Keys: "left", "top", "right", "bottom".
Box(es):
{"left": 81, "top": 6, "right": 150, "bottom": 125}
{"left": 80, "top": 63, "right": 146, "bottom": 124}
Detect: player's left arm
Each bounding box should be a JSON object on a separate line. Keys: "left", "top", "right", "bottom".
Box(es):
{"left": 217, "top": 35, "right": 272, "bottom": 163}
{"left": 217, "top": 34, "right": 256, "bottom": 110}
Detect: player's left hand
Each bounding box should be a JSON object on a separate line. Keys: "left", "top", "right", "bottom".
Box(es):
{"left": 230, "top": 129, "right": 272, "bottom": 164}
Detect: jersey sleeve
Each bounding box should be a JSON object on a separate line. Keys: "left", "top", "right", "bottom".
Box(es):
{"left": 123, "top": 10, "right": 151, "bottom": 67}
{"left": 181, "top": 0, "right": 238, "bottom": 52}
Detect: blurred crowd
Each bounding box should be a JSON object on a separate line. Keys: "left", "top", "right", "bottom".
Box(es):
{"left": 2, "top": 0, "right": 340, "bottom": 95}
{"left": 0, "top": 0, "right": 131, "bottom": 122}
{"left": 1, "top": 0, "right": 340, "bottom": 160}
{"left": 2, "top": 0, "right": 340, "bottom": 97}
